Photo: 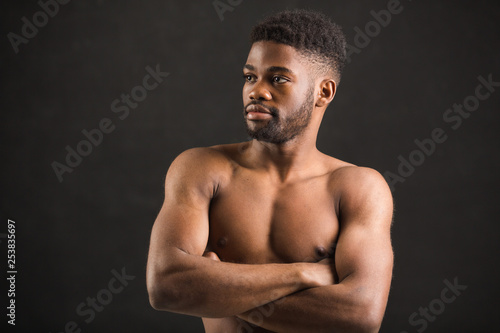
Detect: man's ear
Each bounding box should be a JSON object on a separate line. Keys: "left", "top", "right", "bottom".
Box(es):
{"left": 316, "top": 79, "right": 336, "bottom": 107}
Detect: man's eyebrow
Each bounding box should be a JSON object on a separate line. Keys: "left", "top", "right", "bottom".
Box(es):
{"left": 267, "top": 66, "right": 294, "bottom": 75}
{"left": 243, "top": 64, "right": 294, "bottom": 75}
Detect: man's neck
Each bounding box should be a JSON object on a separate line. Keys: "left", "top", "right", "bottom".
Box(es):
{"left": 246, "top": 135, "right": 323, "bottom": 183}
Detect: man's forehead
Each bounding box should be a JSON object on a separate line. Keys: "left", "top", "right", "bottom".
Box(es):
{"left": 245, "top": 41, "right": 306, "bottom": 73}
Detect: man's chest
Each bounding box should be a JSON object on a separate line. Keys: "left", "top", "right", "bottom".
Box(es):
{"left": 207, "top": 173, "right": 340, "bottom": 264}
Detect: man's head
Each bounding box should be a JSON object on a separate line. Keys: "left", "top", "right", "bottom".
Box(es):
{"left": 250, "top": 9, "right": 346, "bottom": 84}
{"left": 243, "top": 9, "right": 346, "bottom": 144}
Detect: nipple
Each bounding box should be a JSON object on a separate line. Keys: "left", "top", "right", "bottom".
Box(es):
{"left": 316, "top": 246, "right": 328, "bottom": 259}
{"left": 217, "top": 237, "right": 227, "bottom": 248}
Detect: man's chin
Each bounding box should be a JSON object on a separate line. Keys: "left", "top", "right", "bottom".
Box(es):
{"left": 245, "top": 121, "right": 288, "bottom": 144}
{"left": 246, "top": 131, "right": 288, "bottom": 145}
{"left": 245, "top": 123, "right": 265, "bottom": 137}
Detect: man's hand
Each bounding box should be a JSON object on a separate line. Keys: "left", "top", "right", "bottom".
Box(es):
{"left": 302, "top": 258, "right": 336, "bottom": 288}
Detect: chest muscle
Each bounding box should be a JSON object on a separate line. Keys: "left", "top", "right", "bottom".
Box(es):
{"left": 207, "top": 173, "right": 339, "bottom": 264}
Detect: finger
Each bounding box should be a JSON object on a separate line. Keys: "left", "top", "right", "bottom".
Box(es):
{"left": 203, "top": 251, "right": 221, "bottom": 261}
{"left": 318, "top": 258, "right": 333, "bottom": 265}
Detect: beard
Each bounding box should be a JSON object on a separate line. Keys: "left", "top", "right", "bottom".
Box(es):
{"left": 243, "top": 86, "right": 315, "bottom": 144}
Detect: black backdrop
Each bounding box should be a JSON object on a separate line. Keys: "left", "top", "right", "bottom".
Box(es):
{"left": 1, "top": 0, "right": 499, "bottom": 332}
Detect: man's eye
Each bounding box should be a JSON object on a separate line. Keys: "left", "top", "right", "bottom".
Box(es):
{"left": 243, "top": 75, "right": 254, "bottom": 82}
{"left": 273, "top": 76, "right": 288, "bottom": 84}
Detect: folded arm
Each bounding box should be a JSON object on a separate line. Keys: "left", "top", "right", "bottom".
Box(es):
{"left": 146, "top": 148, "right": 334, "bottom": 318}
{"left": 237, "top": 167, "right": 394, "bottom": 332}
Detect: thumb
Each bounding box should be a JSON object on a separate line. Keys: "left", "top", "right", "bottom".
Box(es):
{"left": 203, "top": 251, "right": 221, "bottom": 261}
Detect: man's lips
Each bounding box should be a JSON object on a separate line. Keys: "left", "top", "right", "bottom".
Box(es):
{"left": 245, "top": 104, "right": 273, "bottom": 120}
{"left": 246, "top": 104, "right": 271, "bottom": 114}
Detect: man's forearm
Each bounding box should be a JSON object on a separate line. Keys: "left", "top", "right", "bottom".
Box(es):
{"left": 237, "top": 283, "right": 383, "bottom": 333}
{"left": 147, "top": 248, "right": 333, "bottom": 318}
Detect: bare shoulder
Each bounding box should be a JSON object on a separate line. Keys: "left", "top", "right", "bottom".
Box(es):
{"left": 326, "top": 159, "right": 393, "bottom": 225}
{"left": 331, "top": 164, "right": 390, "bottom": 193}
{"left": 173, "top": 143, "right": 242, "bottom": 169}
{"left": 171, "top": 146, "right": 229, "bottom": 169}
{"left": 166, "top": 144, "right": 240, "bottom": 187}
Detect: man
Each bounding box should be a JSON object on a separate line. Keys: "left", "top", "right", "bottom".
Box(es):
{"left": 147, "top": 9, "right": 393, "bottom": 333}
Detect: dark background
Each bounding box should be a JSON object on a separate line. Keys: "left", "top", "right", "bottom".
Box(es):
{"left": 1, "top": 0, "right": 499, "bottom": 332}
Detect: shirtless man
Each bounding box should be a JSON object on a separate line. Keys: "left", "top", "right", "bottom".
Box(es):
{"left": 147, "top": 9, "right": 393, "bottom": 333}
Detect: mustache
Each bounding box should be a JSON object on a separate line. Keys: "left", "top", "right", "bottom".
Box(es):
{"left": 244, "top": 101, "right": 279, "bottom": 117}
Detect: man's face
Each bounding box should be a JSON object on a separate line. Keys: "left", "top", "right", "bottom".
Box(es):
{"left": 242, "top": 41, "right": 315, "bottom": 144}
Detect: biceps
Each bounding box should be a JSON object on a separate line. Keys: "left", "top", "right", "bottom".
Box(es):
{"left": 152, "top": 200, "right": 210, "bottom": 256}
{"left": 150, "top": 160, "right": 214, "bottom": 258}
{"left": 334, "top": 225, "right": 393, "bottom": 286}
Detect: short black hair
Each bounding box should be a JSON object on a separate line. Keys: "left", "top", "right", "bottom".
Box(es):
{"left": 250, "top": 9, "right": 347, "bottom": 83}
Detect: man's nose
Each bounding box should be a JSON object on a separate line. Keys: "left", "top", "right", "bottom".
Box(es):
{"left": 249, "top": 81, "right": 272, "bottom": 101}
